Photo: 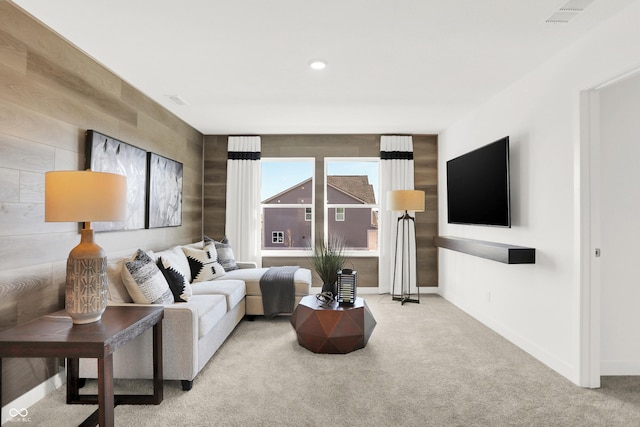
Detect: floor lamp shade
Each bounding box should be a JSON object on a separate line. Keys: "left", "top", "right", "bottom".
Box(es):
{"left": 387, "top": 189, "right": 425, "bottom": 304}
{"left": 388, "top": 189, "right": 425, "bottom": 212}
{"left": 45, "top": 171, "right": 127, "bottom": 324}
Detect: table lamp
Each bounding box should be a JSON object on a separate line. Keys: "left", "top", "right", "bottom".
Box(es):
{"left": 388, "top": 189, "right": 425, "bottom": 304}
{"left": 45, "top": 171, "right": 127, "bottom": 324}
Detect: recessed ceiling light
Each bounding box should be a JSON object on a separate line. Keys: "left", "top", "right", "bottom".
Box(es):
{"left": 309, "top": 59, "right": 327, "bottom": 70}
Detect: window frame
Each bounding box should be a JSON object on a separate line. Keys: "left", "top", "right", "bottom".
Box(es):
{"left": 261, "top": 157, "right": 315, "bottom": 257}
{"left": 324, "top": 157, "right": 380, "bottom": 257}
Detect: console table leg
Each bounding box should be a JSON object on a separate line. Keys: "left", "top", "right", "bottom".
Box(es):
{"left": 0, "top": 358, "right": 3, "bottom": 412}
{"left": 97, "top": 355, "right": 115, "bottom": 427}
{"left": 152, "top": 320, "right": 163, "bottom": 403}
{"left": 66, "top": 358, "right": 79, "bottom": 403}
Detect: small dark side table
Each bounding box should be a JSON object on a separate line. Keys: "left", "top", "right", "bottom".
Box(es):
{"left": 290, "top": 295, "right": 376, "bottom": 354}
{"left": 0, "top": 305, "right": 164, "bottom": 427}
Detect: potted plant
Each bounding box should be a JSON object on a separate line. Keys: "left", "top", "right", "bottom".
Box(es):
{"left": 309, "top": 235, "right": 347, "bottom": 298}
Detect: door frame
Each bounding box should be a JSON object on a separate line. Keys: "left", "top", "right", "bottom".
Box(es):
{"left": 579, "top": 67, "right": 640, "bottom": 388}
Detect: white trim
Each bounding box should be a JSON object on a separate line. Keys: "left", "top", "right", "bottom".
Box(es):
{"left": 579, "top": 66, "right": 640, "bottom": 388}
{"left": 601, "top": 361, "right": 640, "bottom": 376}
{"left": 1, "top": 368, "right": 65, "bottom": 424}
{"left": 579, "top": 89, "right": 601, "bottom": 388}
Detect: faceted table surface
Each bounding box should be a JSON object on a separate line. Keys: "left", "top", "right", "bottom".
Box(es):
{"left": 290, "top": 295, "right": 376, "bottom": 354}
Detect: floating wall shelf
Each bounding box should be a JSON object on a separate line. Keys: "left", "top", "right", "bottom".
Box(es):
{"left": 434, "top": 236, "right": 536, "bottom": 264}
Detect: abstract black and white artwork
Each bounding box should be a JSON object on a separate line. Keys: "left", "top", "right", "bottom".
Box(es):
{"left": 86, "top": 130, "right": 147, "bottom": 231}
{"left": 146, "top": 153, "right": 183, "bottom": 228}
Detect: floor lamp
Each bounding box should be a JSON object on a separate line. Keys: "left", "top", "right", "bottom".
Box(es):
{"left": 45, "top": 171, "right": 127, "bottom": 324}
{"left": 388, "top": 189, "right": 425, "bottom": 304}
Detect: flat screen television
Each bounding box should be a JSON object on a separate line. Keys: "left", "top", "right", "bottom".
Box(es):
{"left": 446, "top": 136, "right": 511, "bottom": 227}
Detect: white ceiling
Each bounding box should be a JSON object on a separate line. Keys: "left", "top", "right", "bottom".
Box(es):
{"left": 11, "top": 0, "right": 637, "bottom": 135}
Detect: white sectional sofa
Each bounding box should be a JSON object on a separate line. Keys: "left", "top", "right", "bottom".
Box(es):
{"left": 79, "top": 241, "right": 312, "bottom": 390}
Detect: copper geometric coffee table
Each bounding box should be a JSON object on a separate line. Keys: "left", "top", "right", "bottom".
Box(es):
{"left": 290, "top": 295, "right": 376, "bottom": 354}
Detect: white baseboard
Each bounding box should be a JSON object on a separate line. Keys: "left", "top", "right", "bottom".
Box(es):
{"left": 601, "top": 360, "right": 640, "bottom": 375}
{"left": 1, "top": 368, "right": 65, "bottom": 425}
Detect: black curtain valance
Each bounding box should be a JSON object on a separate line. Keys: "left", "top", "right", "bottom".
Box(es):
{"left": 380, "top": 151, "right": 413, "bottom": 160}
{"left": 228, "top": 151, "right": 261, "bottom": 160}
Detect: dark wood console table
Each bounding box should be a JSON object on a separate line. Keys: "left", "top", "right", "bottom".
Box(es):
{"left": 0, "top": 305, "right": 164, "bottom": 427}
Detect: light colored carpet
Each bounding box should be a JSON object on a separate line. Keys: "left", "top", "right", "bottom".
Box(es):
{"left": 23, "top": 295, "right": 640, "bottom": 426}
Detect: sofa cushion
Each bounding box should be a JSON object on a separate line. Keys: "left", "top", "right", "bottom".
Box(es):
{"left": 107, "top": 258, "right": 133, "bottom": 303}
{"left": 182, "top": 243, "right": 225, "bottom": 282}
{"left": 189, "top": 294, "right": 228, "bottom": 339}
{"left": 219, "top": 267, "right": 312, "bottom": 297}
{"left": 122, "top": 249, "right": 174, "bottom": 304}
{"left": 190, "top": 279, "right": 245, "bottom": 311}
{"left": 154, "top": 246, "right": 192, "bottom": 283}
{"left": 157, "top": 258, "right": 192, "bottom": 302}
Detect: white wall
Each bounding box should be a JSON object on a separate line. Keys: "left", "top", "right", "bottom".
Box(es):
{"left": 599, "top": 72, "right": 640, "bottom": 374}
{"left": 438, "top": 0, "right": 640, "bottom": 385}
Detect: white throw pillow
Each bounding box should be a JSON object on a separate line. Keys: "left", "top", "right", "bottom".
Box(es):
{"left": 122, "top": 249, "right": 174, "bottom": 304}
{"left": 107, "top": 258, "right": 133, "bottom": 303}
{"left": 182, "top": 243, "right": 225, "bottom": 282}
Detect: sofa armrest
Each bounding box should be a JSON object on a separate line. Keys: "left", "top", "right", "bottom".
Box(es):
{"left": 236, "top": 261, "right": 257, "bottom": 269}
{"left": 104, "top": 301, "right": 199, "bottom": 380}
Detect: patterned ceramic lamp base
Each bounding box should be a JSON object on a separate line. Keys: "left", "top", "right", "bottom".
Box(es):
{"left": 66, "top": 256, "right": 108, "bottom": 324}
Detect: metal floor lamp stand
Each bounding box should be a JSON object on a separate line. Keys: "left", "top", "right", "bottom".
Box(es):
{"left": 391, "top": 210, "right": 420, "bottom": 304}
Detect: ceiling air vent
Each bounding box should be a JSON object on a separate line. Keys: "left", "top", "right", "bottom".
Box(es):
{"left": 546, "top": 0, "right": 595, "bottom": 23}
{"left": 166, "top": 94, "right": 189, "bottom": 106}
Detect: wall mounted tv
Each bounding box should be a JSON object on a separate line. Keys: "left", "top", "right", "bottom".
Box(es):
{"left": 446, "top": 136, "right": 511, "bottom": 227}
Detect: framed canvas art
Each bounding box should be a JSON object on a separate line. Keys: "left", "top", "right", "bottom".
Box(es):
{"left": 146, "top": 152, "right": 183, "bottom": 228}
{"left": 86, "top": 130, "right": 147, "bottom": 231}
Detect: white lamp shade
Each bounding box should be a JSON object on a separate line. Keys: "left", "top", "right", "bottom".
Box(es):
{"left": 388, "top": 190, "right": 425, "bottom": 212}
{"left": 45, "top": 171, "right": 127, "bottom": 222}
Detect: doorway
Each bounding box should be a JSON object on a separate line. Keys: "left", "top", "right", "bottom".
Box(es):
{"left": 582, "top": 68, "right": 640, "bottom": 388}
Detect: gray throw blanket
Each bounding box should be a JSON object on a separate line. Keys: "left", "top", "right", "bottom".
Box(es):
{"left": 259, "top": 266, "right": 299, "bottom": 317}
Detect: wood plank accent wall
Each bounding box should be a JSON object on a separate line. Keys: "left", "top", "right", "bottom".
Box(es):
{"left": 203, "top": 134, "right": 438, "bottom": 289}
{"left": 0, "top": 2, "right": 203, "bottom": 406}
{"left": 414, "top": 135, "right": 439, "bottom": 286}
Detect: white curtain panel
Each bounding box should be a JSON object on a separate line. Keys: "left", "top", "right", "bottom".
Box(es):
{"left": 379, "top": 135, "right": 416, "bottom": 295}
{"left": 226, "top": 136, "right": 262, "bottom": 267}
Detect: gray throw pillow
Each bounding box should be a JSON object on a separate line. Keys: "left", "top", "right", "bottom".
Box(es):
{"left": 214, "top": 236, "right": 239, "bottom": 271}
{"left": 122, "top": 249, "right": 174, "bottom": 304}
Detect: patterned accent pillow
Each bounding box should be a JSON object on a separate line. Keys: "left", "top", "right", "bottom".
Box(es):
{"left": 157, "top": 258, "right": 192, "bottom": 302}
{"left": 154, "top": 246, "right": 192, "bottom": 283}
{"left": 182, "top": 243, "right": 225, "bottom": 282}
{"left": 121, "top": 249, "right": 174, "bottom": 305}
{"left": 213, "top": 236, "right": 239, "bottom": 271}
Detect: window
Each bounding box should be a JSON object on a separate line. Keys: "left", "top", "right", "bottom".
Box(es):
{"left": 272, "top": 231, "right": 284, "bottom": 244}
{"left": 325, "top": 158, "right": 379, "bottom": 252}
{"left": 261, "top": 158, "right": 314, "bottom": 252}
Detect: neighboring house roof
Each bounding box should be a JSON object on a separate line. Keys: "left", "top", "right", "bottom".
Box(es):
{"left": 262, "top": 175, "right": 376, "bottom": 204}
{"left": 262, "top": 178, "right": 312, "bottom": 204}
{"left": 327, "top": 176, "right": 376, "bottom": 204}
